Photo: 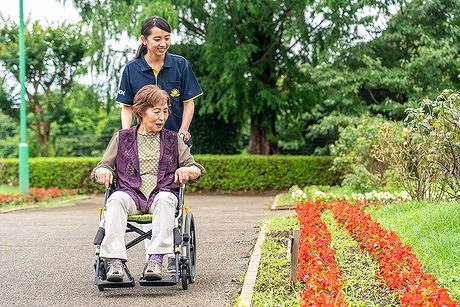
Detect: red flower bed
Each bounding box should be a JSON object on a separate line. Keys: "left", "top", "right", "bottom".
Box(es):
{"left": 0, "top": 188, "right": 77, "bottom": 206}
{"left": 330, "top": 200, "right": 457, "bottom": 306}
{"left": 296, "top": 201, "right": 346, "bottom": 306}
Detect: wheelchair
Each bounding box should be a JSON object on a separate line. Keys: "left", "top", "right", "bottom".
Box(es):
{"left": 93, "top": 184, "right": 197, "bottom": 291}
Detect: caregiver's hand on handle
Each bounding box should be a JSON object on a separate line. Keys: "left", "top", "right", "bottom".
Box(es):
{"left": 179, "top": 130, "right": 191, "bottom": 142}
{"left": 95, "top": 168, "right": 113, "bottom": 187}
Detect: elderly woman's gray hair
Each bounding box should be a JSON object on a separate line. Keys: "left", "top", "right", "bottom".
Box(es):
{"left": 132, "top": 85, "right": 171, "bottom": 121}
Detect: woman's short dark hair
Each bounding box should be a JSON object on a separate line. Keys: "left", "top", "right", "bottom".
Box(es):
{"left": 135, "top": 16, "right": 171, "bottom": 59}
{"left": 132, "top": 85, "right": 171, "bottom": 121}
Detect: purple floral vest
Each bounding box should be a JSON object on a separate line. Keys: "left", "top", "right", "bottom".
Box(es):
{"left": 114, "top": 125, "right": 179, "bottom": 213}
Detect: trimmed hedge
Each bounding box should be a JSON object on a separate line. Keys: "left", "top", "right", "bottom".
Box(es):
{"left": 0, "top": 155, "right": 338, "bottom": 192}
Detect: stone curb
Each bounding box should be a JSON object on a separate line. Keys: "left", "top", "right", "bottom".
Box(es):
{"left": 270, "top": 193, "right": 296, "bottom": 211}
{"left": 271, "top": 203, "right": 296, "bottom": 210}
{"left": 238, "top": 221, "right": 269, "bottom": 307}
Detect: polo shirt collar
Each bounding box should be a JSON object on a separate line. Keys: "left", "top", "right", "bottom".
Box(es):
{"left": 163, "top": 52, "right": 172, "bottom": 68}
{"left": 140, "top": 52, "right": 172, "bottom": 71}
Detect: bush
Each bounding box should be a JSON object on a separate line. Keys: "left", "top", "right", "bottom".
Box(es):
{"left": 330, "top": 114, "right": 396, "bottom": 191}
{"left": 406, "top": 90, "right": 460, "bottom": 200}
{"left": 375, "top": 90, "right": 460, "bottom": 201}
{"left": 0, "top": 157, "right": 103, "bottom": 193}
{"left": 0, "top": 155, "right": 338, "bottom": 192}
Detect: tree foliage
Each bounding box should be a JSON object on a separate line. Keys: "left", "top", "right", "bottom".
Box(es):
{"left": 307, "top": 0, "right": 460, "bottom": 153}
{"left": 0, "top": 19, "right": 89, "bottom": 156}
{"left": 67, "top": 0, "right": 400, "bottom": 154}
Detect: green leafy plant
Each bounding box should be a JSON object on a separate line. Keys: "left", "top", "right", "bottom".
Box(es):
{"left": 375, "top": 90, "right": 460, "bottom": 201}
{"left": 330, "top": 114, "right": 395, "bottom": 191}
{"left": 0, "top": 155, "right": 338, "bottom": 192}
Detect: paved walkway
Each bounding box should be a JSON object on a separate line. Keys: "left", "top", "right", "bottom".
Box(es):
{"left": 0, "top": 194, "right": 273, "bottom": 306}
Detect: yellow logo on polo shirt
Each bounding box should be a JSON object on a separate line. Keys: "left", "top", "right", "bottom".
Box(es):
{"left": 170, "top": 88, "right": 180, "bottom": 97}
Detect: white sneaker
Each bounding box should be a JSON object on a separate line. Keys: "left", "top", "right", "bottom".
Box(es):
{"left": 105, "top": 258, "right": 125, "bottom": 282}
{"left": 143, "top": 259, "right": 163, "bottom": 280}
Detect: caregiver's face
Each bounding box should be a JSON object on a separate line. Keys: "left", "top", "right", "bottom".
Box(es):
{"left": 140, "top": 99, "right": 169, "bottom": 133}
{"left": 142, "top": 27, "right": 171, "bottom": 57}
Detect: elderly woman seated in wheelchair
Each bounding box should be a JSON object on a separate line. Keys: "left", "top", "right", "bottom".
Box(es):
{"left": 91, "top": 84, "right": 205, "bottom": 290}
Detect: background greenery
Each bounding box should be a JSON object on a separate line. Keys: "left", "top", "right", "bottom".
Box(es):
{"left": 1, "top": 0, "right": 459, "bottom": 157}
{"left": 0, "top": 156, "right": 337, "bottom": 192}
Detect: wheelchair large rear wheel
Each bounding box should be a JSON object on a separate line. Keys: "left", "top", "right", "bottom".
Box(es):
{"left": 184, "top": 213, "right": 197, "bottom": 283}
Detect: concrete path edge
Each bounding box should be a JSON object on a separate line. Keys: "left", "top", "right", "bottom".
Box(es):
{"left": 238, "top": 221, "right": 269, "bottom": 307}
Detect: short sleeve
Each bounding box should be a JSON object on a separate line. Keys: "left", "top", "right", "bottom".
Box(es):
{"left": 116, "top": 66, "right": 134, "bottom": 105}
{"left": 181, "top": 61, "right": 203, "bottom": 102}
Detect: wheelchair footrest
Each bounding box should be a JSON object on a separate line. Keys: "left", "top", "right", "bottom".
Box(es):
{"left": 139, "top": 275, "right": 178, "bottom": 286}
{"left": 96, "top": 277, "right": 135, "bottom": 288}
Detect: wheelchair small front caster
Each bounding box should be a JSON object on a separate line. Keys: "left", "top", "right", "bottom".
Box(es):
{"left": 181, "top": 267, "right": 188, "bottom": 290}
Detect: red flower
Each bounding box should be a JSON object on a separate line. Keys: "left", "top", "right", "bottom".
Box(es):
{"left": 296, "top": 201, "right": 346, "bottom": 306}
{"left": 330, "top": 200, "right": 457, "bottom": 306}
{"left": 0, "top": 188, "right": 77, "bottom": 206}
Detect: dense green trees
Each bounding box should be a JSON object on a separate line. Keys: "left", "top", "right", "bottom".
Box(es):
{"left": 68, "top": 0, "right": 400, "bottom": 154}
{"left": 0, "top": 21, "right": 89, "bottom": 156}
{"left": 305, "top": 0, "right": 460, "bottom": 153}
{"left": 1, "top": 0, "right": 458, "bottom": 157}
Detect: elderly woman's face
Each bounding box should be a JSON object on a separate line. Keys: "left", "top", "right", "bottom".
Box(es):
{"left": 141, "top": 99, "right": 169, "bottom": 133}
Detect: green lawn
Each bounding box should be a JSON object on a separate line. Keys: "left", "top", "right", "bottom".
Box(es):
{"left": 0, "top": 194, "right": 91, "bottom": 213}
{"left": 250, "top": 215, "right": 301, "bottom": 306}
{"left": 273, "top": 192, "right": 297, "bottom": 208}
{"left": 367, "top": 201, "right": 460, "bottom": 301}
{"left": 0, "top": 185, "right": 19, "bottom": 194}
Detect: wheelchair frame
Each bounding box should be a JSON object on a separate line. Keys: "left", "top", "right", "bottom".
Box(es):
{"left": 93, "top": 184, "right": 197, "bottom": 291}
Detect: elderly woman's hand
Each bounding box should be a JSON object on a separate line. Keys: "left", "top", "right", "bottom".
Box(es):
{"left": 95, "top": 168, "right": 113, "bottom": 187}
{"left": 174, "top": 167, "right": 192, "bottom": 184}
{"left": 175, "top": 166, "right": 202, "bottom": 184}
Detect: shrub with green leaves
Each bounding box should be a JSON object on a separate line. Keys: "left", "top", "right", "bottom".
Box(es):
{"left": 406, "top": 90, "right": 460, "bottom": 200}
{"left": 375, "top": 90, "right": 460, "bottom": 201}
{"left": 330, "top": 114, "right": 397, "bottom": 191}
{"left": 0, "top": 155, "right": 338, "bottom": 192}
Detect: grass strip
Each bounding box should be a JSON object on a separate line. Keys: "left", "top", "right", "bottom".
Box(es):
{"left": 322, "top": 210, "right": 399, "bottom": 306}
{"left": 0, "top": 195, "right": 92, "bottom": 213}
{"left": 331, "top": 201, "right": 457, "bottom": 305}
{"left": 0, "top": 185, "right": 19, "bottom": 194}
{"left": 273, "top": 193, "right": 297, "bottom": 209}
{"left": 251, "top": 215, "right": 301, "bottom": 306}
{"left": 367, "top": 201, "right": 460, "bottom": 302}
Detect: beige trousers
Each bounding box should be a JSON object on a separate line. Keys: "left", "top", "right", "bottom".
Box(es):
{"left": 99, "top": 191, "right": 177, "bottom": 260}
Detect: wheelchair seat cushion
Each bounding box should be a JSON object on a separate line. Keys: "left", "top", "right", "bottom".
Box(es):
{"left": 127, "top": 214, "right": 153, "bottom": 224}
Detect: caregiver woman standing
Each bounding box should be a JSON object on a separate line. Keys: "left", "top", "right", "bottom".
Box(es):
{"left": 117, "top": 16, "right": 203, "bottom": 143}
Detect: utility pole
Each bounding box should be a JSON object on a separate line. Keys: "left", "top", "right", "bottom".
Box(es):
{"left": 18, "top": 0, "right": 30, "bottom": 194}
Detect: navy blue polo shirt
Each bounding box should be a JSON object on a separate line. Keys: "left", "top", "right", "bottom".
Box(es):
{"left": 116, "top": 52, "right": 203, "bottom": 132}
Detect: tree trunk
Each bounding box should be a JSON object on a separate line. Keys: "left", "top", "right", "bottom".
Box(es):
{"left": 248, "top": 115, "right": 271, "bottom": 155}
{"left": 33, "top": 119, "right": 50, "bottom": 157}
{"left": 37, "top": 131, "right": 50, "bottom": 157}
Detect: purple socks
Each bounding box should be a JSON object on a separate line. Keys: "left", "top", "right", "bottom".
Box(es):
{"left": 149, "top": 254, "right": 164, "bottom": 262}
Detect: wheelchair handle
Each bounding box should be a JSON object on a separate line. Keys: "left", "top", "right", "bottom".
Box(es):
{"left": 176, "top": 184, "right": 186, "bottom": 221}
{"left": 179, "top": 132, "right": 192, "bottom": 144}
